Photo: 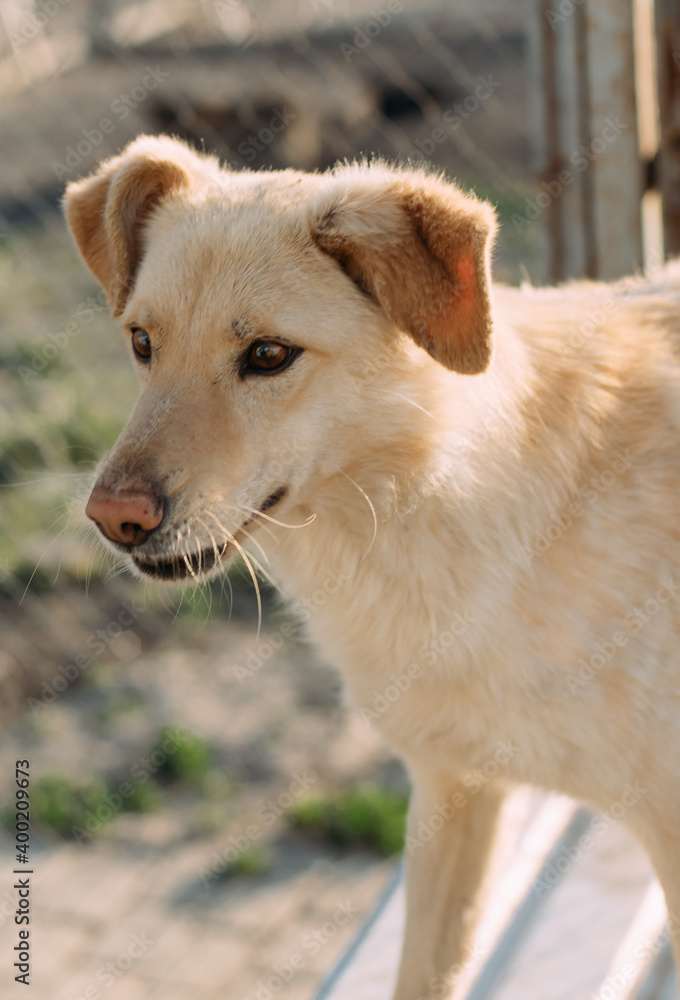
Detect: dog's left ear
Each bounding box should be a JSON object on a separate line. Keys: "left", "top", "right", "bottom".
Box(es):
{"left": 63, "top": 135, "right": 218, "bottom": 316}
{"left": 312, "top": 165, "right": 496, "bottom": 374}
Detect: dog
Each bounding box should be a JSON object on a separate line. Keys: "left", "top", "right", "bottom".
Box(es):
{"left": 64, "top": 134, "right": 680, "bottom": 999}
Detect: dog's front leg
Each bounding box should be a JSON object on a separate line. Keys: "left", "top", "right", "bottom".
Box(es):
{"left": 393, "top": 769, "right": 506, "bottom": 1000}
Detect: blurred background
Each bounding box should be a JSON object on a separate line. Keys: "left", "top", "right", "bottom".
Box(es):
{"left": 0, "top": 1, "right": 677, "bottom": 998}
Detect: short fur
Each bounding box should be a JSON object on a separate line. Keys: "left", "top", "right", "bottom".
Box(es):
{"left": 64, "top": 135, "right": 680, "bottom": 999}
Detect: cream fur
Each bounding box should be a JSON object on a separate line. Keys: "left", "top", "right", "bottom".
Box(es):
{"left": 64, "top": 136, "right": 680, "bottom": 999}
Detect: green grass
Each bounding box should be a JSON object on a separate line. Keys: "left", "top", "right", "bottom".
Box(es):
{"left": 1, "top": 767, "right": 165, "bottom": 841}
{"left": 227, "top": 843, "right": 272, "bottom": 878}
{"left": 0, "top": 226, "right": 138, "bottom": 588}
{"left": 31, "top": 774, "right": 109, "bottom": 836}
{"left": 153, "top": 726, "right": 213, "bottom": 788}
{"left": 0, "top": 727, "right": 220, "bottom": 840}
{"left": 288, "top": 784, "right": 409, "bottom": 856}
{"left": 0, "top": 771, "right": 161, "bottom": 841}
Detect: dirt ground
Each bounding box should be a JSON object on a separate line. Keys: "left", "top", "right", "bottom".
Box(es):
{"left": 0, "top": 576, "right": 404, "bottom": 999}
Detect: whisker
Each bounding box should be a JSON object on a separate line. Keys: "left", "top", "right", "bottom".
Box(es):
{"left": 211, "top": 504, "right": 269, "bottom": 562}
{"left": 240, "top": 506, "right": 317, "bottom": 530}
{"left": 200, "top": 509, "right": 275, "bottom": 587}
{"left": 81, "top": 524, "right": 105, "bottom": 596}
{"left": 233, "top": 522, "right": 271, "bottom": 564}
{"left": 341, "top": 471, "right": 378, "bottom": 559}
{"left": 19, "top": 522, "right": 72, "bottom": 605}
{"left": 240, "top": 528, "right": 270, "bottom": 565}
{"left": 195, "top": 516, "right": 221, "bottom": 560}
{"left": 0, "top": 471, "right": 96, "bottom": 489}
{"left": 182, "top": 553, "right": 199, "bottom": 582}
{"left": 242, "top": 550, "right": 279, "bottom": 591}
{"left": 195, "top": 514, "right": 232, "bottom": 594}
{"left": 245, "top": 518, "right": 278, "bottom": 543}
{"left": 204, "top": 509, "right": 263, "bottom": 636}
{"left": 170, "top": 585, "right": 186, "bottom": 626}
{"left": 221, "top": 571, "right": 234, "bottom": 622}
{"left": 104, "top": 559, "right": 133, "bottom": 582}
{"left": 388, "top": 391, "right": 437, "bottom": 420}
{"left": 218, "top": 517, "right": 278, "bottom": 587}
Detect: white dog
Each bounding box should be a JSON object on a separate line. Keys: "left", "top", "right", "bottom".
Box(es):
{"left": 65, "top": 135, "right": 680, "bottom": 999}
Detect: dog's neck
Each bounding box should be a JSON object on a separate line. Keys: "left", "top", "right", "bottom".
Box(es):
{"left": 262, "top": 300, "right": 625, "bottom": 701}
{"left": 268, "top": 314, "right": 547, "bottom": 617}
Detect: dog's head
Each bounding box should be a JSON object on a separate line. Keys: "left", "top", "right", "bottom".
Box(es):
{"left": 64, "top": 135, "right": 496, "bottom": 582}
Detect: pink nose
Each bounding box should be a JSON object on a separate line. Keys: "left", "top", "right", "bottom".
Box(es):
{"left": 85, "top": 481, "right": 164, "bottom": 546}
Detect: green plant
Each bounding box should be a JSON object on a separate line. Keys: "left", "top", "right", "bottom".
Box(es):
{"left": 31, "top": 774, "right": 108, "bottom": 836}
{"left": 289, "top": 784, "right": 409, "bottom": 856}
{"left": 154, "top": 727, "right": 213, "bottom": 787}
{"left": 122, "top": 779, "right": 163, "bottom": 814}
{"left": 228, "top": 843, "right": 271, "bottom": 877}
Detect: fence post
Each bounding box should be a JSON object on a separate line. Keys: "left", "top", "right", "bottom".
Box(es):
{"left": 655, "top": 0, "right": 680, "bottom": 256}
{"left": 529, "top": 0, "right": 643, "bottom": 280}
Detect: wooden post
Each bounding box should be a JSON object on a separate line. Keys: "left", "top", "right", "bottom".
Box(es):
{"left": 528, "top": 0, "right": 643, "bottom": 280}
{"left": 655, "top": 0, "right": 680, "bottom": 256}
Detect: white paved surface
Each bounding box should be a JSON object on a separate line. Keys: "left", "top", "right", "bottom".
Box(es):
{"left": 315, "top": 789, "right": 678, "bottom": 1000}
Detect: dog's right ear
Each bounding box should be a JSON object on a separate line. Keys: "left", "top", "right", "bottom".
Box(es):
{"left": 312, "top": 163, "right": 497, "bottom": 374}
{"left": 63, "top": 135, "right": 215, "bottom": 316}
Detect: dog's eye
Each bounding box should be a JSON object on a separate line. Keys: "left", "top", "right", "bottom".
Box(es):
{"left": 243, "top": 340, "right": 300, "bottom": 376}
{"left": 131, "top": 328, "right": 152, "bottom": 362}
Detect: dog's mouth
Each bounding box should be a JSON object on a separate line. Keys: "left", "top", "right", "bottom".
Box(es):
{"left": 131, "top": 486, "right": 287, "bottom": 582}
{"left": 132, "top": 543, "right": 228, "bottom": 581}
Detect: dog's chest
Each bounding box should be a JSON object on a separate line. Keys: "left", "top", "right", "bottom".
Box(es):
{"left": 276, "top": 506, "right": 680, "bottom": 799}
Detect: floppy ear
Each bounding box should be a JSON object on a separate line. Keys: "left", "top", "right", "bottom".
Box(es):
{"left": 63, "top": 135, "right": 215, "bottom": 316}
{"left": 312, "top": 165, "right": 496, "bottom": 374}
